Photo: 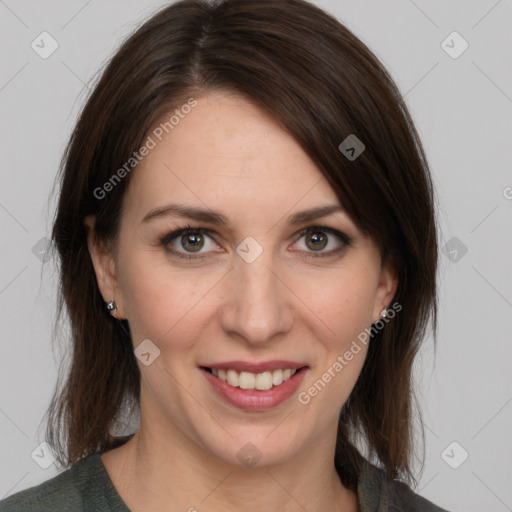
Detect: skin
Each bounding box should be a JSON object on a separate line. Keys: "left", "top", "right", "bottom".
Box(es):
{"left": 84, "top": 91, "right": 398, "bottom": 512}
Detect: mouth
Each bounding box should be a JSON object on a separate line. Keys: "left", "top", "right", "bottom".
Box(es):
{"left": 199, "top": 364, "right": 309, "bottom": 411}
{"left": 199, "top": 365, "right": 309, "bottom": 391}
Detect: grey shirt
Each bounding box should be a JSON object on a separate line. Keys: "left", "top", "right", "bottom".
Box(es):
{"left": 0, "top": 453, "right": 449, "bottom": 511}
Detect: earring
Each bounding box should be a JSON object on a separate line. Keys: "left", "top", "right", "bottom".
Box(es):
{"left": 379, "top": 306, "right": 388, "bottom": 319}
{"left": 106, "top": 300, "right": 116, "bottom": 312}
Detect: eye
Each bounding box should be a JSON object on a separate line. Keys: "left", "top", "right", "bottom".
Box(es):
{"left": 160, "top": 224, "right": 220, "bottom": 259}
{"left": 292, "top": 225, "right": 351, "bottom": 258}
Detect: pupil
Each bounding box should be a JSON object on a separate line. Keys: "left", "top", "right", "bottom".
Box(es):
{"left": 307, "top": 232, "right": 327, "bottom": 251}
{"left": 183, "top": 233, "right": 203, "bottom": 252}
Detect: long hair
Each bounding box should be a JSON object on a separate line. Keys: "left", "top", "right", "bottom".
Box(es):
{"left": 45, "top": 0, "right": 438, "bottom": 493}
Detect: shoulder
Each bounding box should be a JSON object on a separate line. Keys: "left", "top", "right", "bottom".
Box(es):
{"left": 358, "top": 459, "right": 451, "bottom": 512}
{"left": 0, "top": 462, "right": 85, "bottom": 512}
{"left": 0, "top": 453, "right": 127, "bottom": 512}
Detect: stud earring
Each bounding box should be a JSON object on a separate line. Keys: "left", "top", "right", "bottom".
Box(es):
{"left": 106, "top": 300, "right": 116, "bottom": 312}
{"left": 379, "top": 306, "right": 388, "bottom": 319}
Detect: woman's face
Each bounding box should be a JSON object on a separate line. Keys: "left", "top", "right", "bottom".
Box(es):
{"left": 86, "top": 91, "right": 397, "bottom": 468}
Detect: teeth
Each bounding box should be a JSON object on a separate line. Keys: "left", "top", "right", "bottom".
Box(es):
{"left": 211, "top": 368, "right": 298, "bottom": 390}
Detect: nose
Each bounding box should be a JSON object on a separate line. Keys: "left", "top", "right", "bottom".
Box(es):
{"left": 219, "top": 248, "right": 293, "bottom": 345}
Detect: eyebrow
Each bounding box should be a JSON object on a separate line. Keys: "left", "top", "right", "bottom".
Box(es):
{"left": 141, "top": 203, "right": 346, "bottom": 226}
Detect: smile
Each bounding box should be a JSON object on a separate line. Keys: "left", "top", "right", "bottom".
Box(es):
{"left": 205, "top": 367, "right": 298, "bottom": 391}
{"left": 200, "top": 365, "right": 309, "bottom": 411}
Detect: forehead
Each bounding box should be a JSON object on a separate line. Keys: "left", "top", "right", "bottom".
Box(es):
{"left": 122, "top": 91, "right": 342, "bottom": 223}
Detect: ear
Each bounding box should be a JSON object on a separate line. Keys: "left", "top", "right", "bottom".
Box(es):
{"left": 371, "top": 259, "right": 399, "bottom": 324}
{"left": 83, "top": 215, "right": 126, "bottom": 320}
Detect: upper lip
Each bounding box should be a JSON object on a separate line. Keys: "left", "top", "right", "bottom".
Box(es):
{"left": 201, "top": 360, "right": 308, "bottom": 373}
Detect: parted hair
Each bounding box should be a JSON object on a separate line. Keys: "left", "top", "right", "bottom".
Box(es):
{"left": 45, "top": 0, "right": 439, "bottom": 492}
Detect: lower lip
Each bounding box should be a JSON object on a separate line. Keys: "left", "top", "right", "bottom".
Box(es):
{"left": 200, "top": 367, "right": 309, "bottom": 411}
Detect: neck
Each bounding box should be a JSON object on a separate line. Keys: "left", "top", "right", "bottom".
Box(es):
{"left": 102, "top": 410, "right": 358, "bottom": 512}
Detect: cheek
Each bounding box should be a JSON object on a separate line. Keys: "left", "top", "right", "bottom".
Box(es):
{"left": 297, "top": 274, "right": 373, "bottom": 411}
{"left": 117, "top": 247, "right": 221, "bottom": 345}
{"left": 293, "top": 262, "right": 379, "bottom": 349}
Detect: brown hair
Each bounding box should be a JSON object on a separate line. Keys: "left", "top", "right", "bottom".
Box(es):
{"left": 45, "top": 0, "right": 438, "bottom": 493}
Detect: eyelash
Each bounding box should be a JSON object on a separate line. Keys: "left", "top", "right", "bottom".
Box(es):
{"left": 159, "top": 224, "right": 352, "bottom": 260}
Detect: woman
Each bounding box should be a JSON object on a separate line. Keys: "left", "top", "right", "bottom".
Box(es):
{"left": 0, "top": 0, "right": 449, "bottom": 510}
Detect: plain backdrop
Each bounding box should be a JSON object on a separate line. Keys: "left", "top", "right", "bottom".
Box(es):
{"left": 0, "top": 1, "right": 511, "bottom": 511}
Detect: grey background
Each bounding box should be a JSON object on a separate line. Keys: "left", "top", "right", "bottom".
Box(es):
{"left": 1, "top": 1, "right": 511, "bottom": 511}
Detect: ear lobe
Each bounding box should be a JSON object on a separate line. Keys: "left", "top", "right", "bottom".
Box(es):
{"left": 83, "top": 215, "right": 122, "bottom": 316}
